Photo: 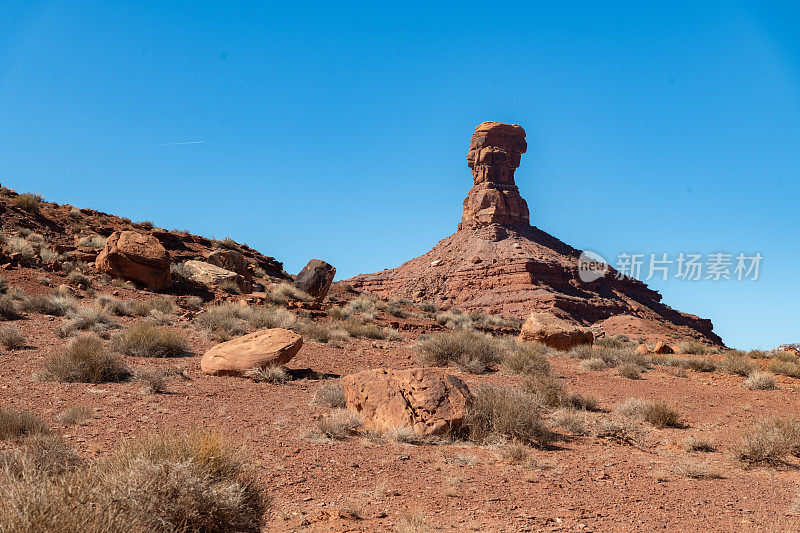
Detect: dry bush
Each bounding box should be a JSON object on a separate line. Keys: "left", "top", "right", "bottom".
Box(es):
{"left": 0, "top": 295, "right": 21, "bottom": 320}
{"left": 522, "top": 375, "right": 598, "bottom": 411}
{"left": 40, "top": 333, "right": 130, "bottom": 383}
{"left": 0, "top": 407, "right": 50, "bottom": 440}
{"left": 460, "top": 385, "right": 554, "bottom": 448}
{"left": 295, "top": 319, "right": 341, "bottom": 343}
{"left": 340, "top": 319, "right": 393, "bottom": 340}
{"left": 96, "top": 295, "right": 133, "bottom": 316}
{"left": 594, "top": 334, "right": 632, "bottom": 349}
{"left": 266, "top": 283, "right": 313, "bottom": 305}
{"left": 117, "top": 323, "right": 188, "bottom": 357}
{"left": 0, "top": 325, "right": 25, "bottom": 349}
{"left": 343, "top": 294, "right": 377, "bottom": 314}
{"left": 731, "top": 417, "right": 800, "bottom": 465}
{"left": 327, "top": 306, "right": 351, "bottom": 320}
{"left": 744, "top": 371, "right": 777, "bottom": 390}
{"left": 417, "top": 301, "right": 437, "bottom": 313}
{"left": 502, "top": 341, "right": 551, "bottom": 376}
{"left": 617, "top": 363, "right": 642, "bottom": 379}
{"left": 415, "top": 330, "right": 501, "bottom": 374}
{"left": 131, "top": 296, "right": 177, "bottom": 316}
{"left": 316, "top": 409, "right": 362, "bottom": 440}
{"left": 771, "top": 350, "right": 797, "bottom": 363}
{"left": 746, "top": 349, "right": 771, "bottom": 359}
{"left": 550, "top": 408, "right": 586, "bottom": 435}
{"left": 674, "top": 461, "right": 723, "bottom": 479}
{"left": 497, "top": 441, "right": 534, "bottom": 464}
{"left": 569, "top": 344, "right": 643, "bottom": 369}
{"left": 195, "top": 303, "right": 297, "bottom": 341}
{"left": 182, "top": 296, "right": 204, "bottom": 311}
{"left": 396, "top": 511, "right": 430, "bottom": 533}
{"left": 23, "top": 293, "right": 75, "bottom": 316}
{"left": 617, "top": 398, "right": 683, "bottom": 428}
{"left": 55, "top": 406, "right": 94, "bottom": 426}
{"left": 311, "top": 381, "right": 346, "bottom": 408}
{"left": 13, "top": 193, "right": 44, "bottom": 213}
{"left": 59, "top": 306, "right": 119, "bottom": 337}
{"left": 136, "top": 370, "right": 167, "bottom": 394}
{"left": 6, "top": 236, "right": 37, "bottom": 261}
{"left": 66, "top": 270, "right": 91, "bottom": 287}
{"left": 720, "top": 354, "right": 758, "bottom": 376}
{"left": 680, "top": 356, "right": 718, "bottom": 372}
{"left": 767, "top": 360, "right": 800, "bottom": 378}
{"left": 593, "top": 416, "right": 649, "bottom": 447}
{"left": 77, "top": 234, "right": 106, "bottom": 249}
{"left": 249, "top": 306, "right": 297, "bottom": 330}
{"left": 674, "top": 341, "right": 719, "bottom": 355}
{"left": 579, "top": 357, "right": 606, "bottom": 371}
{"left": 684, "top": 436, "right": 716, "bottom": 452}
{"left": 218, "top": 278, "right": 242, "bottom": 295}
{"left": 245, "top": 365, "right": 289, "bottom": 384}
{"left": 434, "top": 310, "right": 474, "bottom": 330}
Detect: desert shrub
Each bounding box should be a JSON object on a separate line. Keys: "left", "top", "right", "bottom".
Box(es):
{"left": 23, "top": 293, "right": 75, "bottom": 316}
{"left": 40, "top": 333, "right": 130, "bottom": 383}
{"left": 13, "top": 193, "right": 43, "bottom": 213}
{"left": 245, "top": 366, "right": 288, "bottom": 384}
{"left": 594, "top": 334, "right": 632, "bottom": 349}
{"left": 249, "top": 306, "right": 297, "bottom": 330}
{"left": 720, "top": 354, "right": 758, "bottom": 376}
{"left": 579, "top": 357, "right": 607, "bottom": 371}
{"left": 66, "top": 270, "right": 91, "bottom": 287}
{"left": 218, "top": 278, "right": 242, "bottom": 295}
{"left": 684, "top": 436, "right": 716, "bottom": 452}
{"left": 0, "top": 325, "right": 25, "bottom": 349}
{"left": 0, "top": 276, "right": 7, "bottom": 293}
{"left": 218, "top": 237, "right": 239, "bottom": 249}
{"left": 551, "top": 408, "right": 586, "bottom": 435}
{"left": 136, "top": 220, "right": 154, "bottom": 229}
{"left": 195, "top": 303, "right": 252, "bottom": 341}
{"left": 77, "top": 234, "right": 106, "bottom": 249}
{"left": 0, "top": 295, "right": 21, "bottom": 320}
{"left": 674, "top": 461, "right": 723, "bottom": 479}
{"left": 316, "top": 409, "right": 362, "bottom": 440}
{"left": 416, "top": 330, "right": 500, "bottom": 373}
{"left": 182, "top": 296, "right": 204, "bottom": 311}
{"left": 593, "top": 416, "right": 649, "bottom": 447}
{"left": 59, "top": 306, "right": 118, "bottom": 337}
{"left": 502, "top": 341, "right": 551, "bottom": 376}
{"left": 170, "top": 262, "right": 193, "bottom": 282}
{"left": 340, "top": 319, "right": 392, "bottom": 340}
{"left": 55, "top": 406, "right": 94, "bottom": 426}
{"left": 136, "top": 370, "right": 167, "bottom": 394}
{"left": 343, "top": 295, "right": 377, "bottom": 314}
{"left": 96, "top": 295, "right": 133, "bottom": 316}
{"left": 295, "top": 319, "right": 347, "bottom": 343}
{"left": 460, "top": 385, "right": 554, "bottom": 448}
{"left": 746, "top": 349, "right": 771, "bottom": 359}
{"left": 617, "top": 398, "right": 683, "bottom": 428}
{"left": 682, "top": 356, "right": 718, "bottom": 372}
{"left": 6, "top": 236, "right": 36, "bottom": 261}
{"left": 731, "top": 417, "right": 800, "bottom": 465}
{"left": 311, "top": 381, "right": 346, "bottom": 408}
{"left": 771, "top": 350, "right": 797, "bottom": 363}
{"left": 522, "top": 375, "right": 598, "bottom": 411}
{"left": 435, "top": 310, "right": 474, "bottom": 330}
{"left": 0, "top": 407, "right": 50, "bottom": 440}
{"left": 617, "top": 363, "right": 642, "bottom": 379}
{"left": 767, "top": 360, "right": 800, "bottom": 378}
{"left": 417, "top": 301, "right": 437, "bottom": 313}
{"left": 327, "top": 306, "right": 351, "bottom": 321}
{"left": 117, "top": 323, "right": 188, "bottom": 357}
{"left": 744, "top": 371, "right": 778, "bottom": 390}
{"left": 569, "top": 344, "right": 643, "bottom": 369}
{"left": 674, "top": 341, "right": 719, "bottom": 355}
{"left": 266, "top": 283, "right": 313, "bottom": 305}
{"left": 38, "top": 247, "right": 58, "bottom": 263}
{"left": 131, "top": 296, "right": 177, "bottom": 316}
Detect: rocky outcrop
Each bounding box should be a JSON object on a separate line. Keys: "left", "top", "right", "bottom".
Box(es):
{"left": 183, "top": 260, "right": 241, "bottom": 290}
{"left": 519, "top": 311, "right": 593, "bottom": 351}
{"left": 205, "top": 249, "right": 253, "bottom": 292}
{"left": 343, "top": 368, "right": 472, "bottom": 436}
{"left": 200, "top": 328, "right": 302, "bottom": 376}
{"left": 95, "top": 231, "right": 171, "bottom": 290}
{"left": 294, "top": 259, "right": 336, "bottom": 302}
{"left": 348, "top": 121, "right": 723, "bottom": 346}
{"left": 653, "top": 341, "right": 674, "bottom": 355}
{"left": 459, "top": 121, "right": 529, "bottom": 230}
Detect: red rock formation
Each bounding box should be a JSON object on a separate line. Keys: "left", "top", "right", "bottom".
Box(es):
{"left": 348, "top": 121, "right": 723, "bottom": 346}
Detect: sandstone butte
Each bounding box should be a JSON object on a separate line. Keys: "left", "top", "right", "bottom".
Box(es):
{"left": 349, "top": 121, "right": 722, "bottom": 345}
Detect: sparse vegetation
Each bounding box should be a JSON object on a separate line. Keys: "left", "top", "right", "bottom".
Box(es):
{"left": 684, "top": 436, "right": 716, "bottom": 452}
{"left": 617, "top": 362, "right": 642, "bottom": 379}
{"left": 593, "top": 416, "right": 649, "bottom": 447}
{"left": 0, "top": 325, "right": 25, "bottom": 349}
{"left": 316, "top": 409, "right": 362, "bottom": 440}
{"left": 77, "top": 234, "right": 106, "bottom": 249}
{"left": 502, "top": 341, "right": 551, "bottom": 376}
{"left": 55, "top": 406, "right": 94, "bottom": 426}
{"left": 131, "top": 296, "right": 177, "bottom": 317}
{"left": 616, "top": 398, "right": 683, "bottom": 428}
{"left": 59, "top": 306, "right": 119, "bottom": 337}
{"left": 245, "top": 365, "right": 289, "bottom": 384}
{"left": 266, "top": 283, "right": 313, "bottom": 305}
{"left": 23, "top": 293, "right": 75, "bottom": 316}
{"left": 744, "top": 371, "right": 777, "bottom": 390}
{"left": 674, "top": 341, "right": 720, "bottom": 355}
{"left": 731, "top": 417, "right": 800, "bottom": 465}
{"left": 136, "top": 369, "right": 167, "bottom": 393}
{"left": 66, "top": 270, "right": 91, "bottom": 287}
{"left": 720, "top": 354, "right": 758, "bottom": 376}
{"left": 218, "top": 278, "right": 242, "bottom": 294}
{"left": 579, "top": 357, "right": 606, "bottom": 371}
{"left": 13, "top": 193, "right": 44, "bottom": 213}
{"left": 416, "top": 330, "right": 501, "bottom": 373}
{"left": 0, "top": 295, "right": 21, "bottom": 320}
{"left": 522, "top": 375, "right": 599, "bottom": 411}
{"left": 674, "top": 461, "right": 723, "bottom": 479}
{"left": 117, "top": 323, "right": 188, "bottom": 357}
{"left": 40, "top": 333, "right": 130, "bottom": 383}
{"left": 311, "top": 381, "right": 346, "bottom": 408}
{"left": 0, "top": 407, "right": 50, "bottom": 440}
{"left": 766, "top": 360, "right": 800, "bottom": 378}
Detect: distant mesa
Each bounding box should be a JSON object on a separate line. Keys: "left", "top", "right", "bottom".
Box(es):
{"left": 348, "top": 121, "right": 722, "bottom": 345}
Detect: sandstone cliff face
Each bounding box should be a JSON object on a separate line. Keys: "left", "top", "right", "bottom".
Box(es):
{"left": 348, "top": 121, "right": 722, "bottom": 345}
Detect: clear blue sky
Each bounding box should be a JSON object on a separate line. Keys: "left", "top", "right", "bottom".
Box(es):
{"left": 1, "top": 1, "right": 798, "bottom": 349}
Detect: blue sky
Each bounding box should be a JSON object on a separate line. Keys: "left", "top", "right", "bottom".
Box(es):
{"left": 0, "top": 1, "right": 797, "bottom": 349}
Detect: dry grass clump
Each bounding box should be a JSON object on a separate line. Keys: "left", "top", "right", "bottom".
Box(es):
{"left": 117, "top": 323, "right": 188, "bottom": 357}
{"left": 569, "top": 344, "right": 644, "bottom": 369}
{"left": 266, "top": 283, "right": 313, "bottom": 305}
{"left": 13, "top": 193, "right": 44, "bottom": 213}
{"left": 766, "top": 360, "right": 800, "bottom": 378}
{"left": 594, "top": 334, "right": 633, "bottom": 349}
{"left": 617, "top": 363, "right": 642, "bottom": 379}
{"left": 674, "top": 461, "right": 723, "bottom": 479}
{"left": 55, "top": 406, "right": 94, "bottom": 426}
{"left": 343, "top": 294, "right": 377, "bottom": 314}
{"left": 0, "top": 295, "right": 21, "bottom": 320}
{"left": 311, "top": 381, "right": 346, "bottom": 408}
{"left": 245, "top": 365, "right": 289, "bottom": 384}
{"left": 593, "top": 416, "right": 649, "bottom": 447}
{"left": 77, "top": 234, "right": 106, "bottom": 249}
{"left": 0, "top": 407, "right": 50, "bottom": 440}
{"left": 340, "top": 319, "right": 397, "bottom": 341}
{"left": 0, "top": 431, "right": 267, "bottom": 532}
{"left": 550, "top": 408, "right": 586, "bottom": 435}
{"left": 460, "top": 385, "right": 554, "bottom": 448}
{"left": 23, "top": 293, "right": 75, "bottom": 316}
{"left": 66, "top": 270, "right": 91, "bottom": 287}
{"left": 6, "top": 236, "right": 37, "bottom": 262}
{"left": 59, "top": 306, "right": 119, "bottom": 337}
{"left": 96, "top": 295, "right": 134, "bottom": 316}
{"left": 135, "top": 370, "right": 168, "bottom": 394}
{"left": 684, "top": 436, "right": 716, "bottom": 452}
{"left": 652, "top": 355, "right": 717, "bottom": 373}
{"left": 616, "top": 398, "right": 683, "bottom": 428}
{"left": 218, "top": 278, "right": 242, "bottom": 294}
{"left": 579, "top": 357, "right": 607, "bottom": 371}
{"left": 131, "top": 296, "right": 177, "bottom": 316}
{"left": 731, "top": 417, "right": 800, "bottom": 465}
{"left": 770, "top": 350, "right": 797, "bottom": 362}
{"left": 39, "top": 333, "right": 130, "bottom": 383}
{"left": 744, "top": 371, "right": 777, "bottom": 390}
{"left": 434, "top": 309, "right": 474, "bottom": 330}
{"left": 296, "top": 319, "right": 348, "bottom": 343}
{"left": 468, "top": 312, "right": 522, "bottom": 329}
{"left": 522, "top": 375, "right": 599, "bottom": 411}
{"left": 194, "top": 303, "right": 298, "bottom": 341}
{"left": 316, "top": 409, "right": 362, "bottom": 440}
{"left": 417, "top": 301, "right": 437, "bottom": 313}
{"left": 720, "top": 354, "right": 758, "bottom": 376}
{"left": 502, "top": 341, "right": 551, "bottom": 376}
{"left": 674, "top": 340, "right": 720, "bottom": 355}
{"left": 0, "top": 325, "right": 25, "bottom": 349}
{"left": 415, "top": 330, "right": 501, "bottom": 374}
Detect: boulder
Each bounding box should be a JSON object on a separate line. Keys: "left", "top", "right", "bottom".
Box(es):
{"left": 206, "top": 249, "right": 253, "bottom": 292}
{"left": 635, "top": 344, "right": 651, "bottom": 355}
{"left": 200, "top": 328, "right": 302, "bottom": 376}
{"left": 519, "top": 311, "right": 593, "bottom": 351}
{"left": 294, "top": 259, "right": 336, "bottom": 302}
{"left": 95, "top": 231, "right": 171, "bottom": 290}
{"left": 183, "top": 260, "right": 241, "bottom": 290}
{"left": 653, "top": 341, "right": 674, "bottom": 355}
{"left": 343, "top": 368, "right": 472, "bottom": 436}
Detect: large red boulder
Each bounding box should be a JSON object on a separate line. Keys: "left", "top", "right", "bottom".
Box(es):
{"left": 95, "top": 231, "right": 171, "bottom": 290}
{"left": 200, "top": 328, "right": 302, "bottom": 376}
{"left": 343, "top": 368, "right": 472, "bottom": 436}
{"left": 519, "top": 311, "right": 593, "bottom": 351}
